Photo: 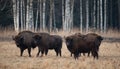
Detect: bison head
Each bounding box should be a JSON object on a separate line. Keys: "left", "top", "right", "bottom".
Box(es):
{"left": 12, "top": 35, "right": 23, "bottom": 47}
{"left": 33, "top": 34, "right": 42, "bottom": 45}
{"left": 65, "top": 37, "right": 73, "bottom": 47}
{"left": 97, "top": 36, "right": 103, "bottom": 41}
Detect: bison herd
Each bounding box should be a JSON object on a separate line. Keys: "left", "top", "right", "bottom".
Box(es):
{"left": 12, "top": 31, "right": 103, "bottom": 60}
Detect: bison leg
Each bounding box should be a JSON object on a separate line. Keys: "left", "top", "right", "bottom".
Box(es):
{"left": 28, "top": 48, "right": 31, "bottom": 57}
{"left": 20, "top": 49, "right": 24, "bottom": 56}
{"left": 45, "top": 49, "right": 48, "bottom": 56}
{"left": 95, "top": 51, "right": 98, "bottom": 59}
{"left": 40, "top": 50, "right": 44, "bottom": 57}
{"left": 71, "top": 53, "right": 72, "bottom": 57}
{"left": 91, "top": 51, "right": 98, "bottom": 59}
{"left": 36, "top": 47, "right": 41, "bottom": 57}
{"left": 54, "top": 49, "right": 59, "bottom": 56}
{"left": 83, "top": 53, "right": 85, "bottom": 56}
{"left": 74, "top": 52, "right": 79, "bottom": 60}
{"left": 88, "top": 51, "right": 90, "bottom": 57}
{"left": 59, "top": 50, "right": 62, "bottom": 57}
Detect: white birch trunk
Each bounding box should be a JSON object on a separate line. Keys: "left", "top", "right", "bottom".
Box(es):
{"left": 104, "top": 0, "right": 107, "bottom": 33}
{"left": 22, "top": 0, "right": 26, "bottom": 30}
{"left": 35, "top": 0, "right": 39, "bottom": 31}
{"left": 26, "top": 0, "right": 30, "bottom": 30}
{"left": 97, "top": 0, "right": 100, "bottom": 30}
{"left": 16, "top": 0, "right": 20, "bottom": 31}
{"left": 93, "top": 0, "right": 96, "bottom": 30}
{"left": 53, "top": 0, "right": 56, "bottom": 31}
{"left": 20, "top": 0, "right": 23, "bottom": 31}
{"left": 100, "top": 0, "right": 103, "bottom": 33}
{"left": 29, "top": 0, "right": 34, "bottom": 31}
{"left": 86, "top": 0, "right": 89, "bottom": 32}
{"left": 40, "top": 0, "right": 43, "bottom": 31}
{"left": 65, "top": 0, "right": 70, "bottom": 32}
{"left": 70, "top": 0, "right": 74, "bottom": 32}
{"left": 62, "top": 0, "right": 65, "bottom": 31}
{"left": 80, "top": 0, "right": 83, "bottom": 33}
{"left": 12, "top": 0, "right": 18, "bottom": 32}
{"left": 43, "top": 0, "right": 46, "bottom": 31}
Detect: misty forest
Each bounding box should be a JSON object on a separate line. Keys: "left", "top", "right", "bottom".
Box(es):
{"left": 0, "top": 0, "right": 120, "bottom": 33}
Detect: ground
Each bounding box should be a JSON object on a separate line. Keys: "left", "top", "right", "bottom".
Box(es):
{"left": 0, "top": 41, "right": 120, "bottom": 69}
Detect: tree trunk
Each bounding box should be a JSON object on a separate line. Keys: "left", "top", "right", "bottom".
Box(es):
{"left": 16, "top": 0, "right": 19, "bottom": 31}
{"left": 93, "top": 0, "right": 96, "bottom": 31}
{"left": 65, "top": 0, "right": 70, "bottom": 32}
{"left": 20, "top": 0, "right": 23, "bottom": 31}
{"left": 62, "top": 0, "right": 65, "bottom": 31}
{"left": 49, "top": 0, "right": 53, "bottom": 32}
{"left": 104, "top": 0, "right": 107, "bottom": 33}
{"left": 43, "top": 0, "right": 46, "bottom": 31}
{"left": 100, "top": 0, "right": 103, "bottom": 33}
{"left": 26, "top": 0, "right": 30, "bottom": 30}
{"left": 69, "top": 0, "right": 74, "bottom": 32}
{"left": 29, "top": 0, "right": 34, "bottom": 31}
{"left": 80, "top": 0, "right": 83, "bottom": 33}
{"left": 97, "top": 0, "right": 100, "bottom": 31}
{"left": 86, "top": 0, "right": 89, "bottom": 32}
{"left": 22, "top": 0, "right": 26, "bottom": 30}
{"left": 53, "top": 0, "right": 56, "bottom": 32}
{"left": 12, "top": 0, "right": 19, "bottom": 32}
{"left": 40, "top": 0, "right": 43, "bottom": 31}
{"left": 35, "top": 0, "right": 39, "bottom": 31}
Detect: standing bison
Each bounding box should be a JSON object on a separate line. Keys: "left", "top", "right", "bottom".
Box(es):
{"left": 65, "top": 33, "right": 103, "bottom": 59}
{"left": 12, "top": 31, "right": 42, "bottom": 57}
{"left": 46, "top": 35, "right": 62, "bottom": 56}
{"left": 34, "top": 34, "right": 62, "bottom": 57}
{"left": 34, "top": 32, "right": 50, "bottom": 57}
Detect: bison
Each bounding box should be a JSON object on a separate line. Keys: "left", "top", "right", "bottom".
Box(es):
{"left": 33, "top": 34, "right": 62, "bottom": 57}
{"left": 65, "top": 33, "right": 103, "bottom": 59}
{"left": 33, "top": 32, "right": 50, "bottom": 57}
{"left": 12, "top": 31, "right": 41, "bottom": 57}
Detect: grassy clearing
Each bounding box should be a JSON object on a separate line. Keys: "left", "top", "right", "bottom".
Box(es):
{"left": 0, "top": 29, "right": 120, "bottom": 69}
{"left": 0, "top": 41, "right": 120, "bottom": 69}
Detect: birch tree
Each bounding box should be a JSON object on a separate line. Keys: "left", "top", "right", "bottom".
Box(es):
{"left": 49, "top": 0, "right": 54, "bottom": 32}
{"left": 20, "top": 0, "right": 23, "bottom": 31}
{"left": 64, "top": 0, "right": 71, "bottom": 32}
{"left": 16, "top": 0, "right": 20, "bottom": 31}
{"left": 29, "top": 0, "right": 34, "bottom": 30}
{"left": 97, "top": 0, "right": 100, "bottom": 30}
{"left": 12, "top": 0, "right": 19, "bottom": 32}
{"left": 42, "top": 0, "right": 46, "bottom": 31}
{"left": 40, "top": 0, "right": 43, "bottom": 31}
{"left": 35, "top": 0, "right": 39, "bottom": 31}
{"left": 26, "top": 0, "right": 30, "bottom": 30}
{"left": 70, "top": 0, "right": 74, "bottom": 32}
{"left": 104, "top": 0, "right": 107, "bottom": 33}
{"left": 62, "top": 0, "right": 65, "bottom": 31}
{"left": 100, "top": 0, "right": 103, "bottom": 33}
{"left": 53, "top": 0, "right": 56, "bottom": 32}
{"left": 93, "top": 0, "right": 96, "bottom": 31}
{"left": 80, "top": 0, "right": 83, "bottom": 33}
{"left": 86, "top": 0, "right": 89, "bottom": 32}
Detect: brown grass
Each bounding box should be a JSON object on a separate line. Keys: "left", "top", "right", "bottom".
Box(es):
{"left": 0, "top": 30, "right": 120, "bottom": 69}
{"left": 0, "top": 41, "right": 120, "bottom": 69}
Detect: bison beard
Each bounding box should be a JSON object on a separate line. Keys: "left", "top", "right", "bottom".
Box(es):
{"left": 13, "top": 31, "right": 41, "bottom": 57}
{"left": 65, "top": 33, "right": 103, "bottom": 59}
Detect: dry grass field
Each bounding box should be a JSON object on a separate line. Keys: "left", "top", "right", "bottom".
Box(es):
{"left": 0, "top": 30, "right": 120, "bottom": 69}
